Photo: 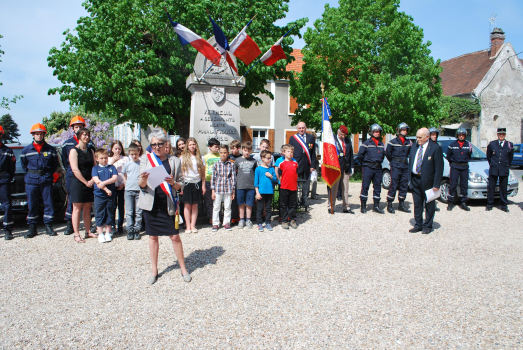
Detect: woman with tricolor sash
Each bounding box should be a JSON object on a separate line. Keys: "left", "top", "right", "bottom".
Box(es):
{"left": 137, "top": 128, "right": 191, "bottom": 285}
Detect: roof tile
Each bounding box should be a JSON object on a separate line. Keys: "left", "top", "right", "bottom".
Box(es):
{"left": 439, "top": 49, "right": 495, "bottom": 96}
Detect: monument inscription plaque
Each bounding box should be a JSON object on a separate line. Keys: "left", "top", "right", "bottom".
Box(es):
{"left": 187, "top": 37, "right": 245, "bottom": 153}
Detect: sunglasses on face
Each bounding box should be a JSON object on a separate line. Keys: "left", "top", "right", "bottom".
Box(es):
{"left": 150, "top": 143, "right": 165, "bottom": 148}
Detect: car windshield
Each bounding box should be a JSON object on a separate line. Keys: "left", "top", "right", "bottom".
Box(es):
{"left": 514, "top": 144, "right": 521, "bottom": 153}
{"left": 13, "top": 148, "right": 24, "bottom": 172}
{"left": 437, "top": 140, "right": 487, "bottom": 160}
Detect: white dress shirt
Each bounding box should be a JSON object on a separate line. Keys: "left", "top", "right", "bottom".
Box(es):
{"left": 412, "top": 141, "right": 428, "bottom": 174}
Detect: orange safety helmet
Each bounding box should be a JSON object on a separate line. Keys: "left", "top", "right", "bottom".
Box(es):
{"left": 69, "top": 115, "right": 86, "bottom": 127}
{"left": 30, "top": 123, "right": 47, "bottom": 134}
{"left": 0, "top": 125, "right": 4, "bottom": 134}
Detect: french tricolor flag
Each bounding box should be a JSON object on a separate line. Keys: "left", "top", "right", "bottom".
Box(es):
{"left": 167, "top": 14, "right": 221, "bottom": 66}
{"left": 321, "top": 98, "right": 341, "bottom": 187}
{"left": 229, "top": 20, "right": 261, "bottom": 66}
{"left": 260, "top": 36, "right": 287, "bottom": 66}
{"left": 209, "top": 16, "right": 238, "bottom": 73}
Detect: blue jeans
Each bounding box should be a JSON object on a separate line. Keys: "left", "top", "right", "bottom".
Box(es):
{"left": 124, "top": 190, "right": 142, "bottom": 231}
{"left": 113, "top": 188, "right": 124, "bottom": 228}
{"left": 95, "top": 196, "right": 114, "bottom": 227}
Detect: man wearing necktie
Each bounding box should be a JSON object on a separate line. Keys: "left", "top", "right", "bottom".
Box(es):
{"left": 288, "top": 122, "right": 317, "bottom": 208}
{"left": 327, "top": 125, "right": 354, "bottom": 213}
{"left": 407, "top": 128, "right": 444, "bottom": 234}
{"left": 486, "top": 127, "right": 514, "bottom": 212}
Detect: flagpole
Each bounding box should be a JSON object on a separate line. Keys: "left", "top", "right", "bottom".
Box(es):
{"left": 235, "top": 58, "right": 261, "bottom": 84}
{"left": 321, "top": 81, "right": 335, "bottom": 215}
{"left": 228, "top": 15, "right": 257, "bottom": 79}
{"left": 235, "top": 23, "right": 298, "bottom": 84}
{"left": 198, "top": 63, "right": 215, "bottom": 81}
{"left": 164, "top": 8, "right": 198, "bottom": 78}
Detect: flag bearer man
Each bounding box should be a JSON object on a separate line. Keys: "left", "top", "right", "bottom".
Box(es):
{"left": 20, "top": 124, "right": 59, "bottom": 238}
{"left": 358, "top": 124, "right": 386, "bottom": 214}
{"left": 446, "top": 127, "right": 472, "bottom": 211}
{"left": 385, "top": 122, "right": 413, "bottom": 214}
{"left": 0, "top": 126, "right": 16, "bottom": 240}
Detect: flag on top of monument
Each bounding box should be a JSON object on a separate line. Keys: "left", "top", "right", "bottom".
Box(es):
{"left": 229, "top": 19, "right": 261, "bottom": 66}
{"left": 260, "top": 35, "right": 287, "bottom": 66}
{"left": 320, "top": 97, "right": 341, "bottom": 187}
{"left": 167, "top": 13, "right": 221, "bottom": 65}
{"left": 208, "top": 16, "right": 238, "bottom": 73}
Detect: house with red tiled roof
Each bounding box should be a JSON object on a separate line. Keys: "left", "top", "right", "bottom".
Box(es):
{"left": 239, "top": 48, "right": 308, "bottom": 150}
{"left": 440, "top": 28, "right": 523, "bottom": 148}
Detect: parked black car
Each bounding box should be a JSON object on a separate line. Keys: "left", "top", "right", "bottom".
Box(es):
{"left": 0, "top": 143, "right": 68, "bottom": 222}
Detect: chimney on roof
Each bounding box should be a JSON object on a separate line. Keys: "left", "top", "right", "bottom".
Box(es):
{"left": 490, "top": 27, "right": 505, "bottom": 57}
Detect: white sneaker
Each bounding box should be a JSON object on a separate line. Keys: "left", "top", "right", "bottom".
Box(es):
{"left": 105, "top": 232, "right": 112, "bottom": 242}
{"left": 98, "top": 233, "right": 106, "bottom": 243}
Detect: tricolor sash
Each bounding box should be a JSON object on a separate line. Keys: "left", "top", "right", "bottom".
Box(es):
{"left": 293, "top": 134, "right": 311, "bottom": 165}
{"left": 146, "top": 153, "right": 181, "bottom": 221}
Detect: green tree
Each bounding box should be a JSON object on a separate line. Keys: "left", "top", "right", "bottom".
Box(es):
{"left": 290, "top": 0, "right": 443, "bottom": 139}
{"left": 437, "top": 95, "right": 481, "bottom": 127}
{"left": 48, "top": 0, "right": 306, "bottom": 134}
{"left": 0, "top": 35, "right": 23, "bottom": 110}
{"left": 42, "top": 105, "right": 110, "bottom": 136}
{"left": 0, "top": 113, "right": 21, "bottom": 143}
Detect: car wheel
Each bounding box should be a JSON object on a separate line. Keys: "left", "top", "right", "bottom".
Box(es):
{"left": 439, "top": 179, "right": 450, "bottom": 203}
{"left": 382, "top": 170, "right": 391, "bottom": 190}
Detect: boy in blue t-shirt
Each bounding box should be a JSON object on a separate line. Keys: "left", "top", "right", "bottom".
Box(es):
{"left": 92, "top": 148, "right": 118, "bottom": 243}
{"left": 254, "top": 150, "right": 278, "bottom": 232}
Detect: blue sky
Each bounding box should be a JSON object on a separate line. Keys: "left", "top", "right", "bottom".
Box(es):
{"left": 1, "top": 0, "right": 522, "bottom": 143}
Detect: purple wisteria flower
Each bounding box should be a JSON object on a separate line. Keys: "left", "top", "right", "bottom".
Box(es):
{"left": 48, "top": 117, "right": 114, "bottom": 151}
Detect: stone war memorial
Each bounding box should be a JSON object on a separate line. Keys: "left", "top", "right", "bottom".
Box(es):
{"left": 186, "top": 37, "right": 245, "bottom": 153}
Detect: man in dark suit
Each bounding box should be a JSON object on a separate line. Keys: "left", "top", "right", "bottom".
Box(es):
{"left": 328, "top": 125, "right": 354, "bottom": 213}
{"left": 289, "top": 121, "right": 316, "bottom": 207}
{"left": 408, "top": 128, "right": 444, "bottom": 234}
{"left": 486, "top": 127, "right": 514, "bottom": 212}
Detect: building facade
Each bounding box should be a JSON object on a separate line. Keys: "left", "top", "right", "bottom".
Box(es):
{"left": 440, "top": 28, "right": 523, "bottom": 149}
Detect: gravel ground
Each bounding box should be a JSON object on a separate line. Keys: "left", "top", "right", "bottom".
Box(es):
{"left": 1, "top": 184, "right": 522, "bottom": 349}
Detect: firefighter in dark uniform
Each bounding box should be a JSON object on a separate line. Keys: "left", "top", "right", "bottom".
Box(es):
{"left": 385, "top": 122, "right": 412, "bottom": 214}
{"left": 20, "top": 123, "right": 59, "bottom": 238}
{"left": 486, "top": 127, "right": 514, "bottom": 212}
{"left": 62, "top": 116, "right": 95, "bottom": 235}
{"left": 0, "top": 126, "right": 16, "bottom": 240}
{"left": 358, "top": 124, "right": 385, "bottom": 214}
{"left": 446, "top": 127, "right": 472, "bottom": 211}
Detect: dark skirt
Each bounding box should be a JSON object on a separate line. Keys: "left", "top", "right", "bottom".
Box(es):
{"left": 70, "top": 176, "right": 94, "bottom": 203}
{"left": 181, "top": 181, "right": 203, "bottom": 205}
{"left": 143, "top": 206, "right": 179, "bottom": 236}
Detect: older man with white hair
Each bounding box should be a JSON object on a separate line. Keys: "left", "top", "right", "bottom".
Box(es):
{"left": 407, "top": 127, "right": 444, "bottom": 234}
{"left": 288, "top": 121, "right": 317, "bottom": 208}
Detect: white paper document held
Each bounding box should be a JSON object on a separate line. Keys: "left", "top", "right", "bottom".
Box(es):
{"left": 425, "top": 188, "right": 441, "bottom": 203}
{"left": 145, "top": 165, "right": 170, "bottom": 190}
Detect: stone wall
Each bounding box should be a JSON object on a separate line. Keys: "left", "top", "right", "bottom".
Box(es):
{"left": 476, "top": 42, "right": 523, "bottom": 148}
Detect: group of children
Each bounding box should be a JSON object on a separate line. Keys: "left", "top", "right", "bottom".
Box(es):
{"left": 87, "top": 136, "right": 299, "bottom": 240}
{"left": 90, "top": 143, "right": 143, "bottom": 243}
{"left": 205, "top": 138, "right": 300, "bottom": 232}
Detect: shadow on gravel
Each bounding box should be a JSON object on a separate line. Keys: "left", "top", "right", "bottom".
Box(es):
{"left": 409, "top": 218, "right": 441, "bottom": 230}
{"left": 159, "top": 246, "right": 225, "bottom": 277}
